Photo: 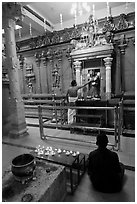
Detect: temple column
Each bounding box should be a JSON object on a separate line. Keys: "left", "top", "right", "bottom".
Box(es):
{"left": 3, "top": 3, "right": 28, "bottom": 137}
{"left": 34, "top": 52, "right": 42, "bottom": 93}
{"left": 103, "top": 57, "right": 113, "bottom": 100}
{"left": 41, "top": 51, "right": 49, "bottom": 93}
{"left": 73, "top": 60, "right": 82, "bottom": 97}
{"left": 118, "top": 34, "right": 128, "bottom": 92}
{"left": 115, "top": 48, "right": 122, "bottom": 95}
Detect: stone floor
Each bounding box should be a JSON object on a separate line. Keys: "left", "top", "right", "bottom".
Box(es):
{"left": 2, "top": 124, "right": 135, "bottom": 202}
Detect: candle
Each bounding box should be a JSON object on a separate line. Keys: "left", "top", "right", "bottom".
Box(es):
{"left": 44, "top": 18, "right": 46, "bottom": 32}
{"left": 109, "top": 6, "right": 111, "bottom": 16}
{"left": 60, "top": 13, "right": 63, "bottom": 29}
{"left": 74, "top": 10, "right": 77, "bottom": 26}
{"left": 92, "top": 4, "right": 95, "bottom": 21}
{"left": 107, "top": 2, "right": 112, "bottom": 18}
{"left": 19, "top": 28, "right": 21, "bottom": 38}
{"left": 125, "top": 2, "right": 128, "bottom": 14}
{"left": 29, "top": 23, "right": 32, "bottom": 36}
{"left": 107, "top": 1, "right": 109, "bottom": 19}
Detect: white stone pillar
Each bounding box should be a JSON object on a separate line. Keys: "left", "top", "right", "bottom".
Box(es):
{"left": 3, "top": 3, "right": 28, "bottom": 138}
{"left": 103, "top": 57, "right": 113, "bottom": 100}
{"left": 73, "top": 61, "right": 82, "bottom": 97}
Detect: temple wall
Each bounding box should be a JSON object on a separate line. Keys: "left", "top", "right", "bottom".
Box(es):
{"left": 18, "top": 43, "right": 72, "bottom": 95}
{"left": 14, "top": 38, "right": 135, "bottom": 96}
{"left": 8, "top": 12, "right": 134, "bottom": 97}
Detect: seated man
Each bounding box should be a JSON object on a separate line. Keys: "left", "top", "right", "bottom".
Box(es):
{"left": 87, "top": 132, "right": 125, "bottom": 193}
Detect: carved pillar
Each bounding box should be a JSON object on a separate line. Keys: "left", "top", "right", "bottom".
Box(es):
{"left": 18, "top": 54, "right": 25, "bottom": 94}
{"left": 34, "top": 52, "right": 42, "bottom": 93}
{"left": 66, "top": 47, "right": 73, "bottom": 81}
{"left": 47, "top": 49, "right": 53, "bottom": 93}
{"left": 58, "top": 57, "right": 62, "bottom": 94}
{"left": 54, "top": 49, "right": 62, "bottom": 95}
{"left": 115, "top": 48, "right": 122, "bottom": 95}
{"left": 73, "top": 60, "right": 82, "bottom": 97}
{"left": 41, "top": 50, "right": 49, "bottom": 93}
{"left": 118, "top": 34, "right": 127, "bottom": 92}
{"left": 103, "top": 57, "right": 113, "bottom": 100}
{"left": 2, "top": 3, "right": 28, "bottom": 137}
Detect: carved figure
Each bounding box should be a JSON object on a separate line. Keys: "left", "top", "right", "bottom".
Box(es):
{"left": 105, "top": 31, "right": 114, "bottom": 43}
{"left": 88, "top": 25, "right": 95, "bottom": 47}
{"left": 70, "top": 39, "right": 84, "bottom": 50}
{"left": 53, "top": 64, "right": 60, "bottom": 88}
{"left": 88, "top": 70, "right": 100, "bottom": 98}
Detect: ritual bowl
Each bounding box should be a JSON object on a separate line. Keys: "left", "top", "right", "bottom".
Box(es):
{"left": 11, "top": 154, "right": 36, "bottom": 178}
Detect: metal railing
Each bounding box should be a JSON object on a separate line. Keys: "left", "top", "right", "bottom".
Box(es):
{"left": 36, "top": 104, "right": 122, "bottom": 150}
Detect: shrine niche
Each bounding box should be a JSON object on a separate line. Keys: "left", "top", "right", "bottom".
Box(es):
{"left": 70, "top": 14, "right": 114, "bottom": 100}
{"left": 25, "top": 63, "right": 35, "bottom": 95}
{"left": 52, "top": 64, "right": 61, "bottom": 92}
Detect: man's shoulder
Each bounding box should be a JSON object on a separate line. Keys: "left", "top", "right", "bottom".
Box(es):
{"left": 89, "top": 148, "right": 118, "bottom": 157}
{"left": 107, "top": 148, "right": 119, "bottom": 158}
{"left": 89, "top": 149, "right": 98, "bottom": 157}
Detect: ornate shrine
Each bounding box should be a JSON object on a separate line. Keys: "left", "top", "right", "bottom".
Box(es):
{"left": 70, "top": 14, "right": 114, "bottom": 100}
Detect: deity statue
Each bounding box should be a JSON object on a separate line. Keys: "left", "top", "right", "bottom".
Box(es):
{"left": 87, "top": 15, "right": 96, "bottom": 47}
{"left": 88, "top": 70, "right": 100, "bottom": 99}
{"left": 53, "top": 64, "right": 60, "bottom": 88}
{"left": 88, "top": 25, "right": 95, "bottom": 47}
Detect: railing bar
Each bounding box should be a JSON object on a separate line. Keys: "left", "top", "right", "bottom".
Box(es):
{"left": 38, "top": 105, "right": 116, "bottom": 110}
{"left": 42, "top": 123, "right": 115, "bottom": 131}
{"left": 42, "top": 134, "right": 115, "bottom": 147}
{"left": 25, "top": 105, "right": 39, "bottom": 109}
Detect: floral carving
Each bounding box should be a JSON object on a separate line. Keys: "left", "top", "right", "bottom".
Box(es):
{"left": 102, "top": 16, "right": 115, "bottom": 33}
{"left": 52, "top": 32, "right": 60, "bottom": 44}
{"left": 36, "top": 36, "right": 43, "bottom": 48}
{"left": 16, "top": 12, "right": 134, "bottom": 52}
{"left": 54, "top": 49, "right": 62, "bottom": 59}
{"left": 102, "top": 17, "right": 115, "bottom": 43}
{"left": 117, "top": 14, "right": 128, "bottom": 30}
{"left": 71, "top": 26, "right": 81, "bottom": 39}
{"left": 62, "top": 29, "right": 71, "bottom": 42}
{"left": 46, "top": 48, "right": 53, "bottom": 60}
{"left": 29, "top": 38, "right": 37, "bottom": 49}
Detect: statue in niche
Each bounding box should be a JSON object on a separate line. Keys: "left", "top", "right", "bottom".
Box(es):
{"left": 25, "top": 63, "right": 35, "bottom": 93}
{"left": 87, "top": 15, "right": 95, "bottom": 47}
{"left": 105, "top": 31, "right": 114, "bottom": 43}
{"left": 52, "top": 64, "right": 60, "bottom": 88}
{"left": 88, "top": 25, "right": 95, "bottom": 47}
{"left": 88, "top": 70, "right": 100, "bottom": 99}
